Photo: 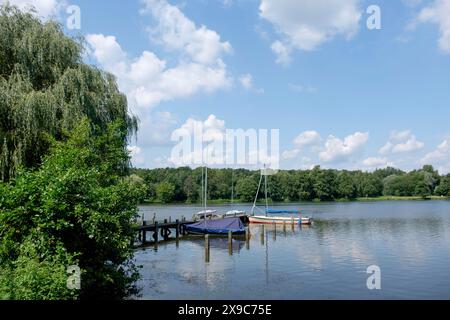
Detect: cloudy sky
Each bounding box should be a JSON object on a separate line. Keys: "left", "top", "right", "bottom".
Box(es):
{"left": 4, "top": 0, "right": 450, "bottom": 173}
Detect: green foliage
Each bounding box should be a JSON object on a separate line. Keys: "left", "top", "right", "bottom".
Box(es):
{"left": 383, "top": 166, "right": 440, "bottom": 198}
{"left": 0, "top": 241, "right": 77, "bottom": 300}
{"left": 155, "top": 182, "right": 176, "bottom": 203}
{"left": 0, "top": 5, "right": 137, "bottom": 181}
{"left": 436, "top": 174, "right": 450, "bottom": 197}
{"left": 0, "top": 121, "right": 141, "bottom": 299}
{"left": 336, "top": 171, "right": 357, "bottom": 199}
{"left": 236, "top": 176, "right": 259, "bottom": 202}
{"left": 132, "top": 165, "right": 450, "bottom": 204}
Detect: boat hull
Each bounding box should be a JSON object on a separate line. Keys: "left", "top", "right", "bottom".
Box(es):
{"left": 249, "top": 215, "right": 312, "bottom": 225}
{"left": 185, "top": 217, "right": 246, "bottom": 235}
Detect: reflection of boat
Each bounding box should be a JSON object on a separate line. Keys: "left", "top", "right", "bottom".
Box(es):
{"left": 185, "top": 217, "right": 246, "bottom": 235}
{"left": 249, "top": 213, "right": 312, "bottom": 225}
{"left": 250, "top": 166, "right": 313, "bottom": 226}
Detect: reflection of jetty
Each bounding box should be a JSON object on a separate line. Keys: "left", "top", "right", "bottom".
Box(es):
{"left": 134, "top": 218, "right": 192, "bottom": 246}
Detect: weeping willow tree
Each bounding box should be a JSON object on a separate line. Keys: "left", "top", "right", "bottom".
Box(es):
{"left": 0, "top": 5, "right": 138, "bottom": 181}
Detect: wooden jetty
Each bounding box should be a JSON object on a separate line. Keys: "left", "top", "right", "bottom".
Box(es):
{"left": 134, "top": 217, "right": 193, "bottom": 246}
{"left": 134, "top": 217, "right": 252, "bottom": 256}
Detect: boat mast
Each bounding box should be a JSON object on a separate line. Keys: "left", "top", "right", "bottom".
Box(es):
{"left": 205, "top": 166, "right": 208, "bottom": 211}
{"left": 264, "top": 164, "right": 269, "bottom": 217}
{"left": 231, "top": 169, "right": 234, "bottom": 206}
{"left": 251, "top": 168, "right": 263, "bottom": 216}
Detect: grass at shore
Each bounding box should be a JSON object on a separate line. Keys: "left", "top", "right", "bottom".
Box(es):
{"left": 141, "top": 196, "right": 450, "bottom": 205}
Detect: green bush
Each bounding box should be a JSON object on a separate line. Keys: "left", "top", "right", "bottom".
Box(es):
{"left": 0, "top": 121, "right": 141, "bottom": 299}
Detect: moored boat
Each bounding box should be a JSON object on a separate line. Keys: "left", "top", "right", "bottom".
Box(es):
{"left": 249, "top": 214, "right": 312, "bottom": 225}
{"left": 185, "top": 217, "right": 246, "bottom": 235}
{"left": 249, "top": 166, "right": 313, "bottom": 226}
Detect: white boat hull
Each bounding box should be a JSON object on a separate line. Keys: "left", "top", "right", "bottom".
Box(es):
{"left": 249, "top": 215, "right": 312, "bottom": 225}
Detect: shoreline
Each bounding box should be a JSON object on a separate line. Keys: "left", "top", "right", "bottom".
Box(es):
{"left": 140, "top": 196, "right": 450, "bottom": 206}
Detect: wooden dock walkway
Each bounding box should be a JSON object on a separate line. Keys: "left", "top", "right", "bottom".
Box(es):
{"left": 134, "top": 217, "right": 193, "bottom": 246}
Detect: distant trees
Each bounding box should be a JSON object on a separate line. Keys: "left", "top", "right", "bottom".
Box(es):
{"left": 155, "top": 182, "right": 176, "bottom": 203}
{"left": 132, "top": 165, "right": 450, "bottom": 203}
{"left": 436, "top": 174, "right": 450, "bottom": 197}
{"left": 236, "top": 176, "right": 259, "bottom": 202}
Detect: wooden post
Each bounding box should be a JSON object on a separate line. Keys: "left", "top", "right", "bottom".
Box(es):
{"left": 153, "top": 213, "right": 156, "bottom": 224}
{"left": 176, "top": 219, "right": 180, "bottom": 239}
{"left": 205, "top": 235, "right": 210, "bottom": 263}
{"left": 260, "top": 225, "right": 265, "bottom": 246}
{"left": 273, "top": 221, "right": 277, "bottom": 241}
{"left": 142, "top": 221, "right": 147, "bottom": 244}
{"left": 154, "top": 221, "right": 159, "bottom": 244}
{"left": 245, "top": 227, "right": 250, "bottom": 250}
{"left": 164, "top": 219, "right": 168, "bottom": 240}
{"left": 283, "top": 220, "right": 286, "bottom": 233}
{"left": 228, "top": 231, "right": 233, "bottom": 256}
{"left": 169, "top": 216, "right": 172, "bottom": 224}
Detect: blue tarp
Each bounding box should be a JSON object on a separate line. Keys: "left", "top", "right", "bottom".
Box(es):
{"left": 266, "top": 209, "right": 301, "bottom": 214}
{"left": 186, "top": 217, "right": 245, "bottom": 235}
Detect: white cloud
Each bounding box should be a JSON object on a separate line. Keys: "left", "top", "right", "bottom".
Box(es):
{"left": 417, "top": 0, "right": 450, "bottom": 53}
{"left": 362, "top": 157, "right": 391, "bottom": 168}
{"left": 259, "top": 0, "right": 362, "bottom": 64}
{"left": 86, "top": 0, "right": 233, "bottom": 112}
{"left": 239, "top": 74, "right": 254, "bottom": 90}
{"left": 1, "top": 0, "right": 63, "bottom": 18}
{"left": 293, "top": 130, "right": 322, "bottom": 147}
{"left": 141, "top": 0, "right": 232, "bottom": 65}
{"left": 319, "top": 132, "right": 369, "bottom": 163}
{"left": 87, "top": 36, "right": 232, "bottom": 112}
{"left": 238, "top": 73, "right": 264, "bottom": 93}
{"left": 282, "top": 149, "right": 300, "bottom": 160}
{"left": 127, "top": 145, "right": 145, "bottom": 166}
{"left": 282, "top": 131, "right": 321, "bottom": 161}
{"left": 421, "top": 139, "right": 450, "bottom": 173}
{"left": 271, "top": 40, "right": 292, "bottom": 66}
{"left": 169, "top": 115, "right": 227, "bottom": 167}
{"left": 379, "top": 130, "right": 425, "bottom": 155}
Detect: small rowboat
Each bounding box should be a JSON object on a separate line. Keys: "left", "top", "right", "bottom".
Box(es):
{"left": 249, "top": 215, "right": 312, "bottom": 225}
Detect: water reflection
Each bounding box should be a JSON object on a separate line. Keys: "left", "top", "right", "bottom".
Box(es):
{"left": 135, "top": 201, "right": 450, "bottom": 300}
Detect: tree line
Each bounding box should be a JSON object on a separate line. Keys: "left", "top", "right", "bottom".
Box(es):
{"left": 131, "top": 165, "right": 450, "bottom": 204}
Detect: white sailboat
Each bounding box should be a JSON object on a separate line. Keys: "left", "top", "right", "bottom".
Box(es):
{"left": 187, "top": 166, "right": 245, "bottom": 235}
{"left": 225, "top": 169, "right": 246, "bottom": 219}
{"left": 249, "top": 166, "right": 312, "bottom": 226}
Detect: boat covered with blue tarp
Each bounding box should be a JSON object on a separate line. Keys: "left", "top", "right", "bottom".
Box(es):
{"left": 185, "top": 217, "right": 246, "bottom": 235}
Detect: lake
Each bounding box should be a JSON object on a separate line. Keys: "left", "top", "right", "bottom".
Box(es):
{"left": 134, "top": 201, "right": 450, "bottom": 300}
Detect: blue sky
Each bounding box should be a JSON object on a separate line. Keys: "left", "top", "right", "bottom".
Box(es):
{"left": 5, "top": 0, "right": 450, "bottom": 172}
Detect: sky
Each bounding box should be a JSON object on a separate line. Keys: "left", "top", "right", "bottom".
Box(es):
{"left": 3, "top": 0, "right": 450, "bottom": 173}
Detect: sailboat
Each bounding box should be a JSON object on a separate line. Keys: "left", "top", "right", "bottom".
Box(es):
{"left": 249, "top": 166, "right": 312, "bottom": 226}
{"left": 224, "top": 169, "right": 247, "bottom": 221}
{"left": 186, "top": 166, "right": 246, "bottom": 235}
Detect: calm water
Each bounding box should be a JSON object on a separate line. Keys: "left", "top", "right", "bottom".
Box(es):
{"left": 134, "top": 201, "right": 450, "bottom": 300}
